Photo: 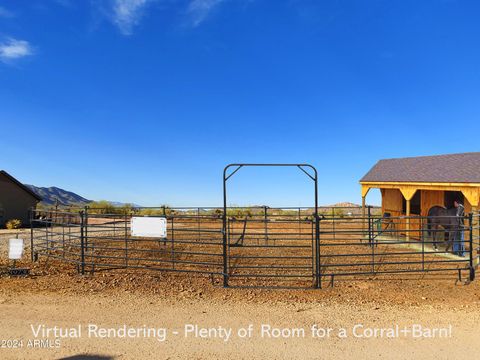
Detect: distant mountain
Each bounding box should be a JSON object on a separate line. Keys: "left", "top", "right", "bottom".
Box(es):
{"left": 25, "top": 185, "right": 143, "bottom": 207}
{"left": 25, "top": 185, "right": 91, "bottom": 206}
{"left": 326, "top": 202, "right": 362, "bottom": 208}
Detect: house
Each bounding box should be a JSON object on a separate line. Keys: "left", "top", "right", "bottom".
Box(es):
{"left": 359, "top": 152, "right": 480, "bottom": 239}
{"left": 0, "top": 170, "right": 42, "bottom": 227}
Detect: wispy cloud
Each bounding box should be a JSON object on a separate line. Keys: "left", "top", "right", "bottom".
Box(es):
{"left": 187, "top": 0, "right": 224, "bottom": 27}
{"left": 95, "top": 0, "right": 239, "bottom": 34}
{"left": 109, "top": 0, "right": 153, "bottom": 35}
{"left": 0, "top": 38, "right": 34, "bottom": 63}
{"left": 0, "top": 5, "right": 14, "bottom": 18}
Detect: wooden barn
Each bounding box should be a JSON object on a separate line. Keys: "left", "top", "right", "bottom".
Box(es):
{"left": 0, "top": 170, "right": 42, "bottom": 227}
{"left": 360, "top": 152, "right": 480, "bottom": 240}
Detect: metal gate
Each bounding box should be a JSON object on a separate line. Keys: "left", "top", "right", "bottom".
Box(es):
{"left": 226, "top": 212, "right": 316, "bottom": 288}
{"left": 222, "top": 164, "right": 320, "bottom": 287}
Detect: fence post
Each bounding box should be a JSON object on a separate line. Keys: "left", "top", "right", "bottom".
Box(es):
{"left": 79, "top": 210, "right": 85, "bottom": 275}
{"left": 30, "top": 207, "right": 35, "bottom": 262}
{"left": 368, "top": 206, "right": 375, "bottom": 274}
{"left": 125, "top": 210, "right": 128, "bottom": 268}
{"left": 222, "top": 212, "right": 228, "bottom": 287}
{"left": 315, "top": 214, "right": 321, "bottom": 289}
{"left": 84, "top": 206, "right": 89, "bottom": 257}
{"left": 469, "top": 213, "right": 475, "bottom": 281}
{"left": 264, "top": 206, "right": 268, "bottom": 244}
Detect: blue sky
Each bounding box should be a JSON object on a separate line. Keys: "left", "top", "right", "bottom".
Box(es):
{"left": 1, "top": 0, "right": 480, "bottom": 207}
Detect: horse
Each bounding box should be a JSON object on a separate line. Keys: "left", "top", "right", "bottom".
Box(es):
{"left": 426, "top": 206, "right": 461, "bottom": 251}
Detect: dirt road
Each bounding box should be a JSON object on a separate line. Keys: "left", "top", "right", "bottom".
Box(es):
{"left": 1, "top": 270, "right": 479, "bottom": 359}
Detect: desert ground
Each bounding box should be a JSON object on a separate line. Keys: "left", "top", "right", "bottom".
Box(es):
{"left": 1, "top": 225, "right": 480, "bottom": 359}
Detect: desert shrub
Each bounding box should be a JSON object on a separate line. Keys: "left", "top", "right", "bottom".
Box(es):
{"left": 137, "top": 206, "right": 173, "bottom": 216}
{"left": 88, "top": 200, "right": 117, "bottom": 214}
{"left": 87, "top": 201, "right": 138, "bottom": 215}
{"left": 6, "top": 219, "right": 22, "bottom": 229}
{"left": 332, "top": 208, "right": 345, "bottom": 218}
{"left": 226, "top": 208, "right": 253, "bottom": 219}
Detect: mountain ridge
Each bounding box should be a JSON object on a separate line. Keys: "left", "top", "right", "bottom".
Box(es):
{"left": 26, "top": 185, "right": 91, "bottom": 206}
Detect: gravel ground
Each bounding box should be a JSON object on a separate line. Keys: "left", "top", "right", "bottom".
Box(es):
{"left": 1, "top": 226, "right": 480, "bottom": 359}
{"left": 0, "top": 268, "right": 480, "bottom": 359}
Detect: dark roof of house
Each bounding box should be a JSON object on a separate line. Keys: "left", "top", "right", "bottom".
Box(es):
{"left": 0, "top": 170, "right": 42, "bottom": 201}
{"left": 360, "top": 152, "right": 480, "bottom": 184}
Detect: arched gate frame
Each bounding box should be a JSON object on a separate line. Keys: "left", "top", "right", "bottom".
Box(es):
{"left": 222, "top": 163, "right": 321, "bottom": 288}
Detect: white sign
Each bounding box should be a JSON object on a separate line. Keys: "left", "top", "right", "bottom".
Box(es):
{"left": 9, "top": 238, "right": 24, "bottom": 260}
{"left": 131, "top": 217, "right": 167, "bottom": 238}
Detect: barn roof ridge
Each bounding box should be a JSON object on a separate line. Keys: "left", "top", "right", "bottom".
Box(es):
{"left": 0, "top": 170, "right": 43, "bottom": 201}
{"left": 376, "top": 151, "right": 480, "bottom": 162}
{"left": 360, "top": 152, "right": 480, "bottom": 184}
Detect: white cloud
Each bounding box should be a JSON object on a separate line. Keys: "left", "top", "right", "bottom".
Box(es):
{"left": 0, "top": 5, "right": 14, "bottom": 18}
{"left": 110, "top": 0, "right": 152, "bottom": 35}
{"left": 0, "top": 38, "right": 33, "bottom": 63}
{"left": 187, "top": 0, "right": 224, "bottom": 27}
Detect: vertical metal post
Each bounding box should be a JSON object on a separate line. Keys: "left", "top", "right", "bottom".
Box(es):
{"left": 171, "top": 216, "right": 175, "bottom": 269}
{"left": 84, "top": 206, "right": 89, "bottom": 255}
{"left": 332, "top": 207, "right": 336, "bottom": 241}
{"left": 421, "top": 217, "right": 425, "bottom": 271}
{"left": 79, "top": 210, "right": 85, "bottom": 275}
{"left": 469, "top": 213, "right": 475, "bottom": 281}
{"left": 197, "top": 207, "right": 201, "bottom": 242}
{"left": 45, "top": 212, "right": 49, "bottom": 252}
{"left": 30, "top": 207, "right": 34, "bottom": 262}
{"left": 264, "top": 206, "right": 268, "bottom": 244}
{"left": 478, "top": 211, "right": 480, "bottom": 266}
{"left": 222, "top": 169, "right": 229, "bottom": 287}
{"left": 298, "top": 207, "right": 301, "bottom": 234}
{"left": 124, "top": 211, "right": 128, "bottom": 268}
{"left": 62, "top": 214, "right": 65, "bottom": 258}
{"left": 368, "top": 206, "right": 375, "bottom": 274}
{"left": 314, "top": 171, "right": 320, "bottom": 289}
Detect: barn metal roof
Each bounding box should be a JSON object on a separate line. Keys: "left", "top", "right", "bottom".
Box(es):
{"left": 360, "top": 152, "right": 480, "bottom": 184}
{"left": 0, "top": 170, "right": 42, "bottom": 201}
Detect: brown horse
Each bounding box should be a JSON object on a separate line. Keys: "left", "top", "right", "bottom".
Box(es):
{"left": 426, "top": 206, "right": 460, "bottom": 251}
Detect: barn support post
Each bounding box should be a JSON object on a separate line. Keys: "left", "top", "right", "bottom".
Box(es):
{"left": 399, "top": 187, "right": 417, "bottom": 242}
{"left": 361, "top": 185, "right": 370, "bottom": 236}
{"left": 405, "top": 199, "right": 411, "bottom": 241}
{"left": 462, "top": 187, "right": 480, "bottom": 267}
{"left": 362, "top": 196, "right": 366, "bottom": 234}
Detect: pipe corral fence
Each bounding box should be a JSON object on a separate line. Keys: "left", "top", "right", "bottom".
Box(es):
{"left": 29, "top": 164, "right": 480, "bottom": 288}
